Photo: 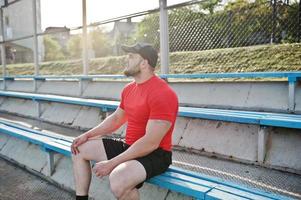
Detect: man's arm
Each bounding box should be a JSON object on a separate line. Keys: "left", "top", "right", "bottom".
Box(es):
{"left": 92, "top": 119, "right": 171, "bottom": 177}
{"left": 71, "top": 107, "right": 127, "bottom": 154}
{"left": 114, "top": 119, "right": 172, "bottom": 158}
{"left": 85, "top": 107, "right": 127, "bottom": 139}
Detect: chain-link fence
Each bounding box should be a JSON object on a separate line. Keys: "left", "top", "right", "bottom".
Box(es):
{"left": 167, "top": 1, "right": 300, "bottom": 51}
{"left": 0, "top": 0, "right": 300, "bottom": 75}
{"left": 136, "top": 0, "right": 301, "bottom": 73}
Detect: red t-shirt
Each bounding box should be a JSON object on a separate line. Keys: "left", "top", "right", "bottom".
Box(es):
{"left": 119, "top": 75, "right": 178, "bottom": 151}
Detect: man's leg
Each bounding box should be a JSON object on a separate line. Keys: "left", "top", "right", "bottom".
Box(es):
{"left": 109, "top": 160, "right": 147, "bottom": 200}
{"left": 72, "top": 139, "right": 107, "bottom": 196}
{"left": 120, "top": 188, "right": 139, "bottom": 200}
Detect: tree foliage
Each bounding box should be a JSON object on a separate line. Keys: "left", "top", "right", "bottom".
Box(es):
{"left": 89, "top": 27, "right": 112, "bottom": 57}
{"left": 135, "top": 0, "right": 300, "bottom": 52}
{"left": 43, "top": 35, "right": 65, "bottom": 61}
{"left": 67, "top": 35, "right": 82, "bottom": 59}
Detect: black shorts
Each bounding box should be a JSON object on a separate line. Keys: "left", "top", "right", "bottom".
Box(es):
{"left": 102, "top": 138, "right": 172, "bottom": 189}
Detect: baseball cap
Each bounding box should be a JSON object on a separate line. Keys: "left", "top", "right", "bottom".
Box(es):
{"left": 121, "top": 43, "right": 158, "bottom": 68}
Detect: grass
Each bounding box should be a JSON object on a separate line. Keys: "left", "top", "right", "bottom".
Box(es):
{"left": 4, "top": 43, "right": 301, "bottom": 76}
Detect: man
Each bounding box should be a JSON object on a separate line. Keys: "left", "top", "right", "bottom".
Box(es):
{"left": 71, "top": 43, "right": 178, "bottom": 200}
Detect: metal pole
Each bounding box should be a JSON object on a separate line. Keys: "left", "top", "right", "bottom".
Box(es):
{"left": 227, "top": 11, "right": 233, "bottom": 48}
{"left": 32, "top": 0, "right": 39, "bottom": 92}
{"left": 82, "top": 0, "right": 89, "bottom": 75}
{"left": 299, "top": 0, "right": 301, "bottom": 42}
{"left": 159, "top": 0, "right": 169, "bottom": 74}
{"left": 271, "top": 0, "right": 277, "bottom": 44}
{"left": 0, "top": 8, "right": 6, "bottom": 90}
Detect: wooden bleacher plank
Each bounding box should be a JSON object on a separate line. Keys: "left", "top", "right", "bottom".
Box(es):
{"left": 179, "top": 109, "right": 261, "bottom": 124}
{"left": 43, "top": 140, "right": 71, "bottom": 157}
{"left": 205, "top": 189, "right": 251, "bottom": 200}
{"left": 0, "top": 91, "right": 300, "bottom": 130}
{"left": 160, "top": 72, "right": 301, "bottom": 80}
{"left": 148, "top": 175, "right": 211, "bottom": 199}
{"left": 161, "top": 171, "right": 218, "bottom": 188}
{"left": 0, "top": 124, "right": 51, "bottom": 146}
{"left": 213, "top": 185, "right": 288, "bottom": 200}
{"left": 0, "top": 119, "right": 72, "bottom": 142}
{"left": 3, "top": 71, "right": 301, "bottom": 81}
{"left": 0, "top": 122, "right": 292, "bottom": 200}
{"left": 54, "top": 139, "right": 72, "bottom": 147}
{"left": 168, "top": 167, "right": 290, "bottom": 200}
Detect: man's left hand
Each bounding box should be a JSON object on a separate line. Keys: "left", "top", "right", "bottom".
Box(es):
{"left": 92, "top": 160, "right": 115, "bottom": 178}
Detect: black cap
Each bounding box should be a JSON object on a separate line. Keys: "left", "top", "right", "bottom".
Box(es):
{"left": 121, "top": 43, "right": 158, "bottom": 68}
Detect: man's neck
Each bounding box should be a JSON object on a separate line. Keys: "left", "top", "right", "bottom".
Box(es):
{"left": 133, "top": 72, "right": 155, "bottom": 84}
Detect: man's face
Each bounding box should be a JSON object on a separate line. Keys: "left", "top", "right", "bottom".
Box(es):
{"left": 124, "top": 53, "right": 144, "bottom": 77}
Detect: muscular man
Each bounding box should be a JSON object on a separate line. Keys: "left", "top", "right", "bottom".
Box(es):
{"left": 71, "top": 43, "right": 178, "bottom": 200}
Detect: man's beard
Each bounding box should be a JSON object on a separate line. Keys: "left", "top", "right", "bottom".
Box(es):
{"left": 123, "top": 61, "right": 141, "bottom": 77}
{"left": 123, "top": 66, "right": 141, "bottom": 77}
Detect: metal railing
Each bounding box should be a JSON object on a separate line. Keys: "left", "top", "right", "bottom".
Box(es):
{"left": 0, "top": 0, "right": 300, "bottom": 81}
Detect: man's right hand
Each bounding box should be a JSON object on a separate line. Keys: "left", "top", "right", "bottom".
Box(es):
{"left": 71, "top": 134, "right": 88, "bottom": 155}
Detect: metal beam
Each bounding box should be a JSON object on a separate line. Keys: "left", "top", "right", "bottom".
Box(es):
{"left": 258, "top": 126, "right": 269, "bottom": 163}
{"left": 288, "top": 80, "right": 296, "bottom": 113}
{"left": 0, "top": 8, "right": 6, "bottom": 90}
{"left": 159, "top": 0, "right": 169, "bottom": 74}
{"left": 82, "top": 0, "right": 89, "bottom": 75}
{"left": 32, "top": 0, "right": 39, "bottom": 92}
{"left": 46, "top": 151, "right": 55, "bottom": 176}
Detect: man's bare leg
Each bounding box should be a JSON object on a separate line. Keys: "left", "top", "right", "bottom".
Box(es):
{"left": 120, "top": 188, "right": 139, "bottom": 200}
{"left": 72, "top": 139, "right": 107, "bottom": 196}
{"left": 109, "top": 160, "right": 146, "bottom": 200}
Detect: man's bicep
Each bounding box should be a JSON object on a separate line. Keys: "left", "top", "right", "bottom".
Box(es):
{"left": 112, "top": 107, "right": 127, "bottom": 124}
{"left": 144, "top": 120, "right": 171, "bottom": 146}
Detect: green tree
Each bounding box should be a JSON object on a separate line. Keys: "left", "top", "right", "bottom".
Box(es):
{"left": 43, "top": 35, "right": 65, "bottom": 61}
{"left": 199, "top": 0, "right": 222, "bottom": 14}
{"left": 135, "top": 13, "right": 160, "bottom": 47}
{"left": 67, "top": 35, "right": 82, "bottom": 59}
{"left": 90, "top": 27, "right": 112, "bottom": 57}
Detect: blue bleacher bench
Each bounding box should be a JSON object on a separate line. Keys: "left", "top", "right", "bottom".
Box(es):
{"left": 2, "top": 71, "right": 301, "bottom": 81}
{"left": 0, "top": 90, "right": 300, "bottom": 129}
{"left": 1, "top": 71, "right": 301, "bottom": 113}
{"left": 0, "top": 119, "right": 291, "bottom": 200}
{"left": 0, "top": 90, "right": 300, "bottom": 165}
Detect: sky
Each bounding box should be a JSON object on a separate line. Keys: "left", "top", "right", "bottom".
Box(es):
{"left": 40, "top": 0, "right": 187, "bottom": 31}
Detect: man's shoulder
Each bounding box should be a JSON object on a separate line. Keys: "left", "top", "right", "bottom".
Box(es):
{"left": 150, "top": 77, "right": 178, "bottom": 101}
{"left": 123, "top": 81, "right": 135, "bottom": 91}
{"left": 154, "top": 76, "right": 176, "bottom": 92}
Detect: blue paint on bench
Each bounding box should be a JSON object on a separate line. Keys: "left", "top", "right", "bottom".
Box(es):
{"left": 2, "top": 71, "right": 301, "bottom": 81}
{"left": 167, "top": 166, "right": 291, "bottom": 200}
{"left": 179, "top": 107, "right": 301, "bottom": 129}
{"left": 149, "top": 175, "right": 212, "bottom": 199}
{"left": 0, "top": 91, "right": 300, "bottom": 129}
{"left": 0, "top": 123, "right": 51, "bottom": 147}
{"left": 43, "top": 140, "right": 72, "bottom": 157}
{"left": 160, "top": 72, "right": 301, "bottom": 80}
{"left": 0, "top": 119, "right": 73, "bottom": 143}
{"left": 0, "top": 120, "right": 292, "bottom": 200}
{"left": 0, "top": 91, "right": 119, "bottom": 111}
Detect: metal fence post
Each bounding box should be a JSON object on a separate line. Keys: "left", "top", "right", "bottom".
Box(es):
{"left": 0, "top": 8, "right": 6, "bottom": 90}
{"left": 159, "top": 0, "right": 169, "bottom": 75}
{"left": 82, "top": 0, "right": 89, "bottom": 75}
{"left": 32, "top": 0, "right": 39, "bottom": 92}
{"left": 298, "top": 0, "right": 301, "bottom": 42}
{"left": 271, "top": 0, "right": 277, "bottom": 44}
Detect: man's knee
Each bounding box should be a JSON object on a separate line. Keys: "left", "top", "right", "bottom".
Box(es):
{"left": 71, "top": 145, "right": 86, "bottom": 161}
{"left": 72, "top": 153, "right": 84, "bottom": 164}
{"left": 109, "top": 171, "right": 127, "bottom": 198}
{"left": 72, "top": 140, "right": 105, "bottom": 161}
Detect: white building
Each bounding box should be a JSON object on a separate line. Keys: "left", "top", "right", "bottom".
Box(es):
{"left": 0, "top": 0, "right": 44, "bottom": 63}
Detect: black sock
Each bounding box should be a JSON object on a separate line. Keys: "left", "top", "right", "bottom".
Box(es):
{"left": 76, "top": 195, "right": 88, "bottom": 200}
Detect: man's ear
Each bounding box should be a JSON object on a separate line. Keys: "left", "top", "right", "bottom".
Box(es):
{"left": 141, "top": 59, "right": 148, "bottom": 68}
